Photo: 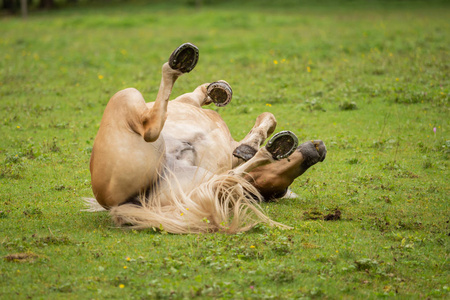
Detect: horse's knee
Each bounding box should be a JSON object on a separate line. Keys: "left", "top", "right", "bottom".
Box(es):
{"left": 257, "top": 112, "right": 275, "bottom": 122}
{"left": 256, "top": 112, "right": 277, "bottom": 135}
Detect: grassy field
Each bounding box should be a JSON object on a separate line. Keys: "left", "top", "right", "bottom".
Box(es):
{"left": 1, "top": 1, "right": 449, "bottom": 298}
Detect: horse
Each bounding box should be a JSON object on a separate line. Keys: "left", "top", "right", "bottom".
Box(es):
{"left": 86, "top": 43, "right": 327, "bottom": 234}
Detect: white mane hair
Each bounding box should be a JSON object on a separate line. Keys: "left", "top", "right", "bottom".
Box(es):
{"left": 84, "top": 166, "right": 291, "bottom": 234}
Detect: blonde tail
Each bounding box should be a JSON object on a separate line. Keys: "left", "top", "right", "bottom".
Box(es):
{"left": 83, "top": 197, "right": 107, "bottom": 212}
{"left": 109, "top": 172, "right": 291, "bottom": 234}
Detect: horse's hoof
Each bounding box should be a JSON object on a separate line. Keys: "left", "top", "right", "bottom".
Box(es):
{"left": 233, "top": 144, "right": 258, "bottom": 161}
{"left": 265, "top": 131, "right": 299, "bottom": 160}
{"left": 207, "top": 81, "right": 232, "bottom": 107}
{"left": 168, "top": 43, "right": 199, "bottom": 73}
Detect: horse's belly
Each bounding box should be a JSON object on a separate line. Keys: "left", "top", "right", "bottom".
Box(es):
{"left": 162, "top": 103, "right": 233, "bottom": 174}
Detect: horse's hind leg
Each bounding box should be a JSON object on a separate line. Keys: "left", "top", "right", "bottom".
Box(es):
{"left": 232, "top": 112, "right": 278, "bottom": 163}
{"left": 90, "top": 43, "right": 199, "bottom": 208}
{"left": 141, "top": 43, "right": 199, "bottom": 142}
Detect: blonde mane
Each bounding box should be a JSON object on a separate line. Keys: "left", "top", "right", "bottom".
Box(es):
{"left": 85, "top": 166, "right": 291, "bottom": 234}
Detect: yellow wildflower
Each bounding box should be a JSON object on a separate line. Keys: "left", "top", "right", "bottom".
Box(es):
{"left": 307, "top": 66, "right": 311, "bottom": 73}
{"left": 250, "top": 245, "right": 255, "bottom": 249}
{"left": 273, "top": 60, "right": 278, "bottom": 65}
{"left": 119, "top": 284, "right": 125, "bottom": 289}
{"left": 98, "top": 75, "right": 104, "bottom": 80}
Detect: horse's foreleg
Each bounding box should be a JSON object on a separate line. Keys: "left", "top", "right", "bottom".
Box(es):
{"left": 230, "top": 147, "right": 275, "bottom": 176}
{"left": 232, "top": 112, "right": 277, "bottom": 164}
{"left": 231, "top": 131, "right": 299, "bottom": 176}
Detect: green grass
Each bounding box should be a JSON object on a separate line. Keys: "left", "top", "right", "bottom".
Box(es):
{"left": 1, "top": 1, "right": 449, "bottom": 298}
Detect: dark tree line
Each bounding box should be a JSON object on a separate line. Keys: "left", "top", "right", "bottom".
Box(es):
{"left": 1, "top": 0, "right": 205, "bottom": 16}
{"left": 1, "top": 0, "right": 80, "bottom": 15}
{"left": 2, "top": 0, "right": 55, "bottom": 11}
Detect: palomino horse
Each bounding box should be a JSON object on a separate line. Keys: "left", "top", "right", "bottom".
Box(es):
{"left": 87, "top": 43, "right": 326, "bottom": 233}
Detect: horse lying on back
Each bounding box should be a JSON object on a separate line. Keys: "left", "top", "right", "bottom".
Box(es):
{"left": 87, "top": 43, "right": 326, "bottom": 233}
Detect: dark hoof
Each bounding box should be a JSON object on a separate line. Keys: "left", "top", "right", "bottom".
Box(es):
{"left": 168, "top": 43, "right": 199, "bottom": 73}
{"left": 233, "top": 144, "right": 258, "bottom": 161}
{"left": 266, "top": 131, "right": 299, "bottom": 160}
{"left": 207, "top": 81, "right": 232, "bottom": 107}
